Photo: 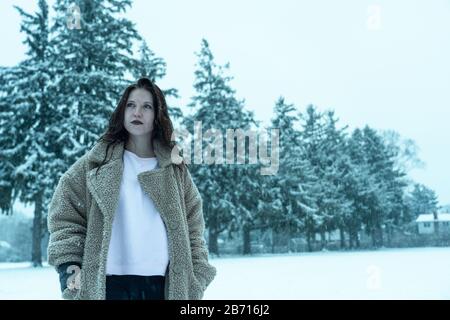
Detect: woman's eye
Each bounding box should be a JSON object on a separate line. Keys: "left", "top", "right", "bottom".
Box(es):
{"left": 127, "top": 103, "right": 134, "bottom": 108}
{"left": 145, "top": 105, "right": 153, "bottom": 109}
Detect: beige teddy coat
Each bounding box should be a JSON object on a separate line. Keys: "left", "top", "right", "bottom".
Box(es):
{"left": 47, "top": 138, "right": 216, "bottom": 300}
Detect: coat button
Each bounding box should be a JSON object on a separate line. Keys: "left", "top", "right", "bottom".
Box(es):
{"left": 169, "top": 221, "right": 179, "bottom": 230}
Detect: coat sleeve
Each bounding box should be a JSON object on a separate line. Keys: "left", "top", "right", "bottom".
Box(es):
{"left": 47, "top": 172, "right": 87, "bottom": 269}
{"left": 182, "top": 165, "right": 217, "bottom": 291}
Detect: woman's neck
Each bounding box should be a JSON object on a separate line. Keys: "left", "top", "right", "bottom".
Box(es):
{"left": 125, "top": 138, "right": 156, "bottom": 158}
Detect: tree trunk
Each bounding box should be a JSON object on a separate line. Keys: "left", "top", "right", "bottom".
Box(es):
{"left": 207, "top": 207, "right": 219, "bottom": 255}
{"left": 271, "top": 228, "right": 275, "bottom": 254}
{"left": 339, "top": 227, "right": 346, "bottom": 249}
{"left": 306, "top": 231, "right": 312, "bottom": 252}
{"left": 386, "top": 225, "right": 392, "bottom": 247}
{"left": 32, "top": 193, "right": 43, "bottom": 267}
{"left": 371, "top": 228, "right": 377, "bottom": 248}
{"left": 208, "top": 227, "right": 219, "bottom": 256}
{"left": 356, "top": 232, "right": 360, "bottom": 248}
{"left": 348, "top": 228, "right": 354, "bottom": 249}
{"left": 378, "top": 226, "right": 384, "bottom": 247}
{"left": 320, "top": 230, "right": 326, "bottom": 250}
{"left": 242, "top": 224, "right": 251, "bottom": 255}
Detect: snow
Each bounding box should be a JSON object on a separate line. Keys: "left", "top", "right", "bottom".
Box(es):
{"left": 206, "top": 247, "right": 450, "bottom": 300}
{"left": 1, "top": 247, "right": 450, "bottom": 300}
{"left": 0, "top": 262, "right": 60, "bottom": 300}
{"left": 416, "top": 213, "right": 450, "bottom": 222}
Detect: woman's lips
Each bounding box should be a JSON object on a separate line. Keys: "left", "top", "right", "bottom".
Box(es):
{"left": 131, "top": 121, "right": 143, "bottom": 125}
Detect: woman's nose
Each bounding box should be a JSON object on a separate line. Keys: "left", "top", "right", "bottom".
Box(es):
{"left": 134, "top": 106, "right": 143, "bottom": 116}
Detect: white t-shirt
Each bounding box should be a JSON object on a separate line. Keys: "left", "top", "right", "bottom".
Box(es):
{"left": 106, "top": 149, "right": 169, "bottom": 276}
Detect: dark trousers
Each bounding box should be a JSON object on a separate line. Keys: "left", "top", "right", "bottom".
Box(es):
{"left": 105, "top": 275, "right": 165, "bottom": 300}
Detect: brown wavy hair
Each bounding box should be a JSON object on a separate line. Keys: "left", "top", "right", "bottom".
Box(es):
{"left": 95, "top": 77, "right": 176, "bottom": 175}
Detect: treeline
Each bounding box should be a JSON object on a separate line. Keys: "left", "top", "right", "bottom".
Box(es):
{"left": 181, "top": 42, "right": 439, "bottom": 253}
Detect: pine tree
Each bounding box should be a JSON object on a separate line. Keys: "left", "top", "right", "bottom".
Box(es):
{"left": 319, "top": 111, "right": 353, "bottom": 249}
{"left": 344, "top": 128, "right": 375, "bottom": 248}
{"left": 298, "top": 105, "right": 331, "bottom": 250}
{"left": 0, "top": 66, "right": 20, "bottom": 216}
{"left": 0, "top": 0, "right": 56, "bottom": 266}
{"left": 297, "top": 106, "right": 356, "bottom": 250}
{"left": 346, "top": 126, "right": 407, "bottom": 248}
{"left": 132, "top": 40, "right": 183, "bottom": 120}
{"left": 381, "top": 130, "right": 422, "bottom": 241}
{"left": 407, "top": 184, "right": 439, "bottom": 216}
{"left": 346, "top": 128, "right": 381, "bottom": 247}
{"left": 270, "top": 97, "right": 317, "bottom": 252}
{"left": 48, "top": 0, "right": 142, "bottom": 163}
{"left": 183, "top": 39, "right": 257, "bottom": 255}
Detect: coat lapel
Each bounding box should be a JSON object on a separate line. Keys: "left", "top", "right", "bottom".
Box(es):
{"left": 87, "top": 158, "right": 123, "bottom": 223}
{"left": 138, "top": 169, "right": 182, "bottom": 231}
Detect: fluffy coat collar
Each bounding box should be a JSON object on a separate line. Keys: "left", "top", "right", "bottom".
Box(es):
{"left": 87, "top": 138, "right": 183, "bottom": 168}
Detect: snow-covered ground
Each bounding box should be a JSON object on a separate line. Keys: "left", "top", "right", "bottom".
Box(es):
{"left": 1, "top": 247, "right": 450, "bottom": 300}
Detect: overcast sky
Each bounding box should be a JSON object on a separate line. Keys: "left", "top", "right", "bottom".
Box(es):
{"left": 1, "top": 0, "right": 449, "bottom": 205}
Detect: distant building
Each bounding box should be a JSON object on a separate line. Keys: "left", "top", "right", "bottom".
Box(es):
{"left": 416, "top": 213, "right": 450, "bottom": 234}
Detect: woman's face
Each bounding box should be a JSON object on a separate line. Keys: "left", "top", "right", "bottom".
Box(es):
{"left": 123, "top": 88, "right": 155, "bottom": 138}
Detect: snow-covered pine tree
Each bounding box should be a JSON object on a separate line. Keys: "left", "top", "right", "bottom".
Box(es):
{"left": 133, "top": 40, "right": 168, "bottom": 83}
{"left": 335, "top": 137, "right": 362, "bottom": 249}
{"left": 270, "top": 97, "right": 317, "bottom": 252}
{"left": 48, "top": 0, "right": 142, "bottom": 163}
{"left": 380, "top": 130, "right": 422, "bottom": 241}
{"left": 0, "top": 66, "right": 20, "bottom": 216}
{"left": 406, "top": 183, "right": 439, "bottom": 217}
{"left": 0, "top": 0, "right": 57, "bottom": 266}
{"left": 298, "top": 105, "right": 331, "bottom": 250}
{"left": 347, "top": 126, "right": 406, "bottom": 248}
{"left": 363, "top": 126, "right": 407, "bottom": 247}
{"left": 132, "top": 40, "right": 183, "bottom": 120}
{"left": 316, "top": 110, "right": 353, "bottom": 249}
{"left": 183, "top": 39, "right": 257, "bottom": 255}
{"left": 378, "top": 146, "right": 408, "bottom": 246}
{"left": 251, "top": 162, "right": 283, "bottom": 253}
{"left": 344, "top": 128, "right": 375, "bottom": 248}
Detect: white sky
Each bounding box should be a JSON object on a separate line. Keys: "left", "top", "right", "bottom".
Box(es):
{"left": 1, "top": 0, "right": 449, "bottom": 205}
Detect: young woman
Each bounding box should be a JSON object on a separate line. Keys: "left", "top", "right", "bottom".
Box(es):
{"left": 47, "top": 77, "right": 216, "bottom": 300}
